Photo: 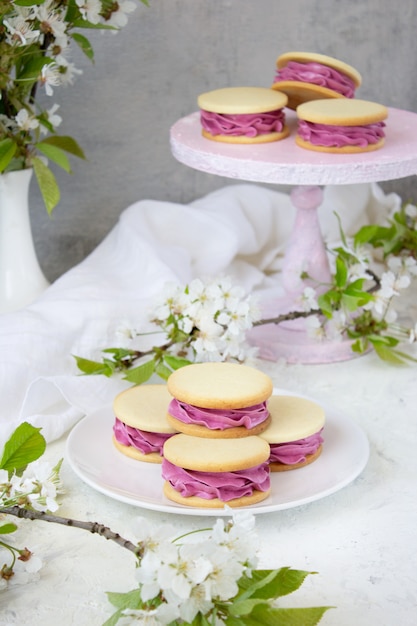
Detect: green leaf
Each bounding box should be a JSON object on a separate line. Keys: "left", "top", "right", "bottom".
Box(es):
{"left": 232, "top": 605, "right": 333, "bottom": 626}
{"left": 40, "top": 135, "right": 86, "bottom": 159}
{"left": 72, "top": 18, "right": 117, "bottom": 30}
{"left": 17, "top": 55, "right": 53, "bottom": 81}
{"left": 32, "top": 157, "right": 60, "bottom": 215}
{"left": 123, "top": 359, "right": 155, "bottom": 384}
{"left": 73, "top": 355, "right": 114, "bottom": 377}
{"left": 238, "top": 568, "right": 312, "bottom": 601}
{"left": 72, "top": 33, "right": 95, "bottom": 61}
{"left": 163, "top": 355, "right": 192, "bottom": 370}
{"left": 101, "top": 610, "right": 123, "bottom": 626}
{"left": 317, "top": 292, "right": 338, "bottom": 318}
{"left": 0, "top": 422, "right": 46, "bottom": 473}
{"left": 0, "top": 139, "right": 17, "bottom": 172}
{"left": 154, "top": 361, "right": 172, "bottom": 380}
{"left": 0, "top": 522, "right": 18, "bottom": 534}
{"left": 334, "top": 256, "right": 348, "bottom": 288}
{"left": 229, "top": 598, "right": 270, "bottom": 617}
{"left": 106, "top": 589, "right": 143, "bottom": 610}
{"left": 36, "top": 143, "right": 71, "bottom": 173}
{"left": 14, "top": 0, "right": 45, "bottom": 5}
{"left": 350, "top": 337, "right": 369, "bottom": 354}
{"left": 371, "top": 341, "right": 409, "bottom": 365}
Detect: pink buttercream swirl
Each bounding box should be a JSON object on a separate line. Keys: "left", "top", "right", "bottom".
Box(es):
{"left": 200, "top": 109, "right": 286, "bottom": 137}
{"left": 162, "top": 459, "right": 270, "bottom": 502}
{"left": 269, "top": 429, "right": 324, "bottom": 465}
{"left": 168, "top": 398, "right": 269, "bottom": 430}
{"left": 297, "top": 120, "right": 385, "bottom": 147}
{"left": 274, "top": 61, "right": 356, "bottom": 98}
{"left": 113, "top": 418, "right": 173, "bottom": 455}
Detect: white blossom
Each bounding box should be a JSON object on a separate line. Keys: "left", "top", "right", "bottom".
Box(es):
{"left": 298, "top": 286, "right": 318, "bottom": 312}
{"left": 4, "top": 16, "right": 40, "bottom": 46}
{"left": 105, "top": 0, "right": 137, "bottom": 28}
{"left": 379, "top": 270, "right": 410, "bottom": 299}
{"left": 35, "top": 1, "right": 68, "bottom": 48}
{"left": 158, "top": 542, "right": 212, "bottom": 600}
{"left": 15, "top": 108, "right": 39, "bottom": 131}
{"left": 305, "top": 315, "right": 326, "bottom": 341}
{"left": 54, "top": 55, "right": 83, "bottom": 86}
{"left": 75, "top": 0, "right": 102, "bottom": 24}
{"left": 404, "top": 203, "right": 417, "bottom": 220}
{"left": 40, "top": 63, "right": 62, "bottom": 96}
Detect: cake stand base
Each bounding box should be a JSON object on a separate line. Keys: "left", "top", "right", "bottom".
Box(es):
{"left": 247, "top": 323, "right": 364, "bottom": 364}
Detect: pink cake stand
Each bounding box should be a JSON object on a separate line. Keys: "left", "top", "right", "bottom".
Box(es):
{"left": 170, "top": 108, "right": 417, "bottom": 363}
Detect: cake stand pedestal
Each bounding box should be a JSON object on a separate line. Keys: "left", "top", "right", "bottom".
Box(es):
{"left": 170, "top": 107, "right": 417, "bottom": 363}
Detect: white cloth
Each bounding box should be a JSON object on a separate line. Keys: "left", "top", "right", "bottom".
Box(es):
{"left": 0, "top": 183, "right": 400, "bottom": 443}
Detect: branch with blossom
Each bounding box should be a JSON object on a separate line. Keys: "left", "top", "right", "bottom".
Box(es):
{"left": 74, "top": 202, "right": 417, "bottom": 382}
{"left": 0, "top": 423, "right": 332, "bottom": 624}
{"left": 0, "top": 0, "right": 150, "bottom": 213}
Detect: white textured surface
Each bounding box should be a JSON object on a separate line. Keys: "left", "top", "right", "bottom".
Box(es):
{"left": 170, "top": 108, "right": 417, "bottom": 185}
{"left": 2, "top": 344, "right": 417, "bottom": 626}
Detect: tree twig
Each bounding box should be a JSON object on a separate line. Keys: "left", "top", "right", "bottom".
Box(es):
{"left": 0, "top": 506, "right": 141, "bottom": 557}
{"left": 253, "top": 308, "right": 322, "bottom": 327}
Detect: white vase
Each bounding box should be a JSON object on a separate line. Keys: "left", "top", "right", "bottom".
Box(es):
{"left": 0, "top": 168, "right": 49, "bottom": 314}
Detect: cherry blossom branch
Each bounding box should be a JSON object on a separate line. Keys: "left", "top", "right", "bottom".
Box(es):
{"left": 1, "top": 506, "right": 140, "bottom": 557}
{"left": 253, "top": 308, "right": 321, "bottom": 327}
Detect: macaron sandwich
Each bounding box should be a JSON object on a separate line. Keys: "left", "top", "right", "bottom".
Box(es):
{"left": 162, "top": 433, "right": 271, "bottom": 508}
{"left": 166, "top": 361, "right": 273, "bottom": 438}
{"left": 272, "top": 51, "right": 362, "bottom": 109}
{"left": 296, "top": 98, "right": 388, "bottom": 153}
{"left": 260, "top": 395, "right": 325, "bottom": 471}
{"left": 198, "top": 86, "right": 289, "bottom": 143}
{"left": 112, "top": 384, "right": 177, "bottom": 463}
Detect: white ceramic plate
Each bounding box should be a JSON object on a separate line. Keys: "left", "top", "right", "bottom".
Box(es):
{"left": 65, "top": 390, "right": 369, "bottom": 516}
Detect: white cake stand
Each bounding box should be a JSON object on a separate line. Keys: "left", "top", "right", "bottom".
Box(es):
{"left": 170, "top": 107, "right": 417, "bottom": 363}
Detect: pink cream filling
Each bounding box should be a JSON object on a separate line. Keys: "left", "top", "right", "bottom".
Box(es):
{"left": 269, "top": 429, "right": 324, "bottom": 465}
{"left": 162, "top": 459, "right": 270, "bottom": 501}
{"left": 113, "top": 418, "right": 173, "bottom": 455}
{"left": 200, "top": 109, "right": 286, "bottom": 137}
{"left": 274, "top": 61, "right": 356, "bottom": 98}
{"left": 297, "top": 120, "right": 385, "bottom": 147}
{"left": 168, "top": 398, "right": 269, "bottom": 430}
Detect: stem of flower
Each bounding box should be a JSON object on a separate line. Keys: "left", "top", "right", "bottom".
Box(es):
{"left": 253, "top": 308, "right": 321, "bottom": 327}
{"left": 0, "top": 506, "right": 142, "bottom": 558}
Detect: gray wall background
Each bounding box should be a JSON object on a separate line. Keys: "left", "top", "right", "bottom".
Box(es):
{"left": 31, "top": 0, "right": 417, "bottom": 282}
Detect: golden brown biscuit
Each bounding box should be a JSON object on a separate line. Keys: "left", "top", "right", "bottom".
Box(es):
{"left": 198, "top": 86, "right": 289, "bottom": 143}
{"left": 272, "top": 51, "right": 362, "bottom": 109}
{"left": 295, "top": 98, "right": 388, "bottom": 153}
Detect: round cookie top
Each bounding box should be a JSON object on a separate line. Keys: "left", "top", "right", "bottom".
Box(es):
{"left": 163, "top": 433, "right": 270, "bottom": 472}
{"left": 296, "top": 98, "right": 388, "bottom": 126}
{"left": 167, "top": 362, "right": 273, "bottom": 409}
{"left": 113, "top": 384, "right": 177, "bottom": 434}
{"left": 260, "top": 395, "right": 325, "bottom": 444}
{"left": 276, "top": 51, "right": 362, "bottom": 86}
{"left": 198, "top": 87, "right": 288, "bottom": 114}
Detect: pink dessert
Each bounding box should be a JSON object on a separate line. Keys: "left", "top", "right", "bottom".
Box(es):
{"left": 200, "top": 109, "right": 286, "bottom": 138}
{"left": 274, "top": 61, "right": 356, "bottom": 98}
{"left": 113, "top": 418, "right": 173, "bottom": 456}
{"left": 161, "top": 458, "right": 270, "bottom": 502}
{"left": 167, "top": 398, "right": 269, "bottom": 431}
{"left": 268, "top": 429, "right": 324, "bottom": 465}
{"left": 297, "top": 120, "right": 386, "bottom": 148}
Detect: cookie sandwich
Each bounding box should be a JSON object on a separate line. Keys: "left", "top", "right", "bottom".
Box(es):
{"left": 272, "top": 51, "right": 362, "bottom": 109}
{"left": 198, "top": 86, "right": 289, "bottom": 143}
{"left": 295, "top": 98, "right": 388, "bottom": 153}
{"left": 113, "top": 384, "right": 177, "bottom": 463}
{"left": 167, "top": 362, "right": 273, "bottom": 438}
{"left": 162, "top": 433, "right": 271, "bottom": 508}
{"left": 260, "top": 395, "right": 325, "bottom": 471}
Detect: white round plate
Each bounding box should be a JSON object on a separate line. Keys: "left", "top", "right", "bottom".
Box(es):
{"left": 65, "top": 390, "right": 369, "bottom": 516}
